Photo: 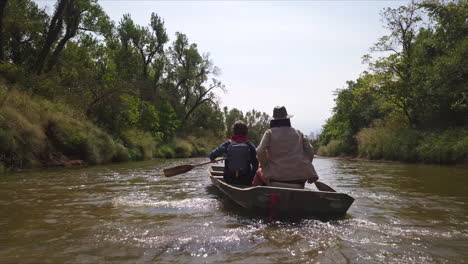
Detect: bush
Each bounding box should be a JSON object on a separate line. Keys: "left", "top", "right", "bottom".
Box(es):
{"left": 317, "top": 140, "right": 348, "bottom": 156}
{"left": 84, "top": 128, "right": 118, "bottom": 164}
{"left": 0, "top": 62, "right": 26, "bottom": 84}
{"left": 121, "top": 129, "right": 156, "bottom": 160}
{"left": 0, "top": 86, "right": 133, "bottom": 169}
{"left": 185, "top": 136, "right": 208, "bottom": 156}
{"left": 0, "top": 102, "right": 47, "bottom": 168}
{"left": 417, "top": 128, "right": 468, "bottom": 164}
{"left": 113, "top": 142, "right": 131, "bottom": 162}
{"left": 173, "top": 138, "right": 194, "bottom": 158}
{"left": 356, "top": 125, "right": 421, "bottom": 161}
{"left": 155, "top": 144, "right": 176, "bottom": 158}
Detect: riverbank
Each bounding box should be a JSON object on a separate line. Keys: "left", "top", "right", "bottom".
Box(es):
{"left": 317, "top": 155, "right": 468, "bottom": 169}
{"left": 0, "top": 81, "right": 220, "bottom": 173}
{"left": 318, "top": 126, "right": 468, "bottom": 165}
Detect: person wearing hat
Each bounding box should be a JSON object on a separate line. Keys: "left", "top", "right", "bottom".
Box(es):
{"left": 252, "top": 106, "right": 319, "bottom": 188}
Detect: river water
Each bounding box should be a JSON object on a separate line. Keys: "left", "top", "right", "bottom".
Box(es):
{"left": 0, "top": 158, "right": 467, "bottom": 263}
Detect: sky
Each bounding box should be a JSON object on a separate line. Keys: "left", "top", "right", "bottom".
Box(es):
{"left": 37, "top": 0, "right": 409, "bottom": 135}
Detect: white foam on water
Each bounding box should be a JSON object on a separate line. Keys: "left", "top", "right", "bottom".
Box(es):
{"left": 112, "top": 196, "right": 219, "bottom": 211}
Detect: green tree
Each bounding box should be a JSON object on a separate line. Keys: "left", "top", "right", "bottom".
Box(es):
{"left": 223, "top": 107, "right": 244, "bottom": 137}
{"left": 244, "top": 109, "right": 270, "bottom": 146}
{"left": 320, "top": 74, "right": 385, "bottom": 154}
{"left": 166, "top": 32, "right": 225, "bottom": 130}
{"left": 366, "top": 2, "right": 422, "bottom": 127}
{"left": 3, "top": 0, "right": 48, "bottom": 65}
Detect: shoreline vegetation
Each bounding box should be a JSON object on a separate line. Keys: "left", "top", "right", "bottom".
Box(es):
{"left": 0, "top": 0, "right": 270, "bottom": 173}
{"left": 316, "top": 1, "right": 467, "bottom": 165}
{"left": 0, "top": 0, "right": 466, "bottom": 173}
{"left": 0, "top": 75, "right": 269, "bottom": 173}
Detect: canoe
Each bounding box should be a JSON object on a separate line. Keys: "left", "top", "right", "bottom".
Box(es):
{"left": 208, "top": 166, "right": 354, "bottom": 217}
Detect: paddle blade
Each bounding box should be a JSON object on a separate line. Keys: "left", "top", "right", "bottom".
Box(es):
{"left": 314, "top": 181, "right": 336, "bottom": 192}
{"left": 163, "top": 164, "right": 194, "bottom": 177}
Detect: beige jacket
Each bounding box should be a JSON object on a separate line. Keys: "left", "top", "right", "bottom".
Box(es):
{"left": 256, "top": 127, "right": 318, "bottom": 181}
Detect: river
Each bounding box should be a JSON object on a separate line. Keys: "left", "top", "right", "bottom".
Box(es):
{"left": 0, "top": 158, "right": 467, "bottom": 263}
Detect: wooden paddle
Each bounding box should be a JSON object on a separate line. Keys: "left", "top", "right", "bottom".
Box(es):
{"left": 314, "top": 181, "right": 336, "bottom": 192}
{"left": 163, "top": 158, "right": 225, "bottom": 177}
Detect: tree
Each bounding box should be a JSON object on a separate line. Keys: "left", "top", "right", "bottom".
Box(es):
{"left": 116, "top": 13, "right": 168, "bottom": 80}
{"left": 319, "top": 74, "right": 385, "bottom": 153}
{"left": 367, "top": 2, "right": 422, "bottom": 126}
{"left": 3, "top": 0, "right": 48, "bottom": 66}
{"left": 33, "top": 0, "right": 67, "bottom": 74}
{"left": 132, "top": 13, "right": 168, "bottom": 78}
{"left": 33, "top": 0, "right": 110, "bottom": 74}
{"left": 244, "top": 109, "right": 269, "bottom": 145}
{"left": 223, "top": 107, "right": 244, "bottom": 137}
{"left": 0, "top": 0, "right": 8, "bottom": 60}
{"left": 166, "top": 32, "right": 225, "bottom": 129}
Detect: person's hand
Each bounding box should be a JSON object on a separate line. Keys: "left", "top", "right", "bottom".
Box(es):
{"left": 307, "top": 176, "right": 319, "bottom": 183}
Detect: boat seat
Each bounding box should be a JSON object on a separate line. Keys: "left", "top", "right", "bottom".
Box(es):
{"left": 268, "top": 181, "right": 305, "bottom": 189}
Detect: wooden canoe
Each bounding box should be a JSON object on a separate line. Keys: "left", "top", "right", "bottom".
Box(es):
{"left": 208, "top": 166, "right": 354, "bottom": 217}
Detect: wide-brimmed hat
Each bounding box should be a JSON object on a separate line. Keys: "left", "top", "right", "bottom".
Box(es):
{"left": 271, "top": 106, "right": 293, "bottom": 120}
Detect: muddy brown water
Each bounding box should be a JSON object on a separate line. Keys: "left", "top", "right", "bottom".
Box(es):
{"left": 1, "top": 158, "right": 467, "bottom": 263}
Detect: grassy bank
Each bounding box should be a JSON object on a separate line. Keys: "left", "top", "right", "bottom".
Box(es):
{"left": 318, "top": 125, "right": 468, "bottom": 165}
{"left": 0, "top": 82, "right": 221, "bottom": 172}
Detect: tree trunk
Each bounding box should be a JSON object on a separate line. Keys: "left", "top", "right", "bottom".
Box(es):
{"left": 34, "top": 0, "right": 67, "bottom": 74}
{"left": 0, "top": 0, "right": 8, "bottom": 61}
{"left": 45, "top": 4, "right": 80, "bottom": 73}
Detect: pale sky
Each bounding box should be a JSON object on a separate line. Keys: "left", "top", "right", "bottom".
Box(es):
{"left": 37, "top": 0, "right": 408, "bottom": 135}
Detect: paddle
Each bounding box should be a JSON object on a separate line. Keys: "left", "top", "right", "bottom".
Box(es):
{"left": 314, "top": 181, "right": 336, "bottom": 192}
{"left": 163, "top": 158, "right": 225, "bottom": 177}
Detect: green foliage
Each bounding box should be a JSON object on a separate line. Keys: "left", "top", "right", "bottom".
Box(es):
{"left": 0, "top": 89, "right": 48, "bottom": 168}
{"left": 244, "top": 109, "right": 270, "bottom": 146}
{"left": 155, "top": 144, "right": 175, "bottom": 159}
{"left": 121, "top": 129, "right": 156, "bottom": 160}
{"left": 417, "top": 129, "right": 468, "bottom": 164}
{"left": 0, "top": 0, "right": 276, "bottom": 170}
{"left": 113, "top": 142, "right": 131, "bottom": 162}
{"left": 0, "top": 86, "right": 135, "bottom": 169}
{"left": 156, "top": 101, "right": 180, "bottom": 141}
{"left": 173, "top": 138, "right": 194, "bottom": 158}
{"left": 356, "top": 124, "right": 468, "bottom": 164}
{"left": 319, "top": 1, "right": 467, "bottom": 164}
{"left": 185, "top": 103, "right": 225, "bottom": 139}
{"left": 223, "top": 107, "right": 243, "bottom": 138}
{"left": 317, "top": 140, "right": 348, "bottom": 157}
{"left": 165, "top": 32, "right": 225, "bottom": 130}
{"left": 3, "top": 0, "right": 48, "bottom": 66}
{"left": 356, "top": 122, "right": 421, "bottom": 162}
{"left": 222, "top": 107, "right": 270, "bottom": 146}
{"left": 319, "top": 75, "right": 385, "bottom": 154}
{"left": 0, "top": 63, "right": 26, "bottom": 84}
{"left": 154, "top": 131, "right": 223, "bottom": 159}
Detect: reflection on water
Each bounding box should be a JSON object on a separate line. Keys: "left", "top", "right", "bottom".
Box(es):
{"left": 1, "top": 158, "right": 467, "bottom": 263}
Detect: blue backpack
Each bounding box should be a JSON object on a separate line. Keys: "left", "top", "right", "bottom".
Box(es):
{"left": 226, "top": 141, "right": 251, "bottom": 182}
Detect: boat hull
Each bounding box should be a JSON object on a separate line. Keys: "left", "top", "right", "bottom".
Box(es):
{"left": 209, "top": 166, "right": 354, "bottom": 216}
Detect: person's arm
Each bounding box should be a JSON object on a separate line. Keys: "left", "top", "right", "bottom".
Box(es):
{"left": 256, "top": 130, "right": 271, "bottom": 167}
{"left": 298, "top": 131, "right": 319, "bottom": 183}
{"left": 300, "top": 130, "right": 314, "bottom": 162}
{"left": 248, "top": 142, "right": 259, "bottom": 172}
{"left": 209, "top": 141, "right": 230, "bottom": 161}
{"left": 256, "top": 130, "right": 270, "bottom": 153}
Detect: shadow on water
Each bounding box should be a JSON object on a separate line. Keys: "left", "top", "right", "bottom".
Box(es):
{"left": 204, "top": 184, "right": 352, "bottom": 223}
